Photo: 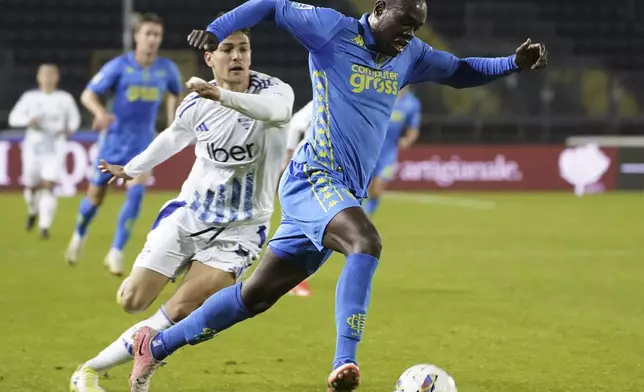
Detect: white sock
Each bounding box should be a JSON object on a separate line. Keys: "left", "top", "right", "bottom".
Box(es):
{"left": 38, "top": 189, "right": 57, "bottom": 230}
{"left": 24, "top": 188, "right": 37, "bottom": 215}
{"left": 83, "top": 308, "right": 174, "bottom": 372}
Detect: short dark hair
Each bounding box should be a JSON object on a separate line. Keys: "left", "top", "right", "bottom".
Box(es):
{"left": 215, "top": 11, "right": 250, "bottom": 37}
{"left": 133, "top": 12, "right": 164, "bottom": 32}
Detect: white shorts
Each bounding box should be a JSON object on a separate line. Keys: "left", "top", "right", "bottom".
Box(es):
{"left": 133, "top": 200, "right": 270, "bottom": 281}
{"left": 21, "top": 141, "right": 66, "bottom": 187}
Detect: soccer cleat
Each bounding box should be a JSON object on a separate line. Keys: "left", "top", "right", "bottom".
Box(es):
{"left": 65, "top": 232, "right": 86, "bottom": 266}
{"left": 289, "top": 280, "right": 312, "bottom": 297}
{"left": 70, "top": 365, "right": 105, "bottom": 392}
{"left": 104, "top": 248, "right": 124, "bottom": 276}
{"left": 40, "top": 228, "right": 50, "bottom": 240}
{"left": 130, "top": 326, "right": 164, "bottom": 392}
{"left": 25, "top": 214, "right": 37, "bottom": 232}
{"left": 327, "top": 363, "right": 360, "bottom": 392}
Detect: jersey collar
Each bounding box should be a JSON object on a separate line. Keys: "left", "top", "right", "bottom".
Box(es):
{"left": 358, "top": 13, "right": 378, "bottom": 50}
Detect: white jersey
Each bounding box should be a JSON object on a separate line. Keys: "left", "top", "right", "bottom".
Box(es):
{"left": 124, "top": 71, "right": 294, "bottom": 227}
{"left": 286, "top": 100, "right": 313, "bottom": 151}
{"left": 8, "top": 89, "right": 81, "bottom": 154}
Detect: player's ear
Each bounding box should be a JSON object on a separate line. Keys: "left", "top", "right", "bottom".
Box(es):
{"left": 373, "top": 0, "right": 386, "bottom": 17}
{"left": 204, "top": 51, "right": 214, "bottom": 67}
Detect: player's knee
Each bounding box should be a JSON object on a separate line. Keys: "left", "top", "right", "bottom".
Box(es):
{"left": 162, "top": 301, "right": 196, "bottom": 322}
{"left": 87, "top": 186, "right": 106, "bottom": 206}
{"left": 350, "top": 229, "right": 382, "bottom": 258}
{"left": 120, "top": 289, "right": 151, "bottom": 314}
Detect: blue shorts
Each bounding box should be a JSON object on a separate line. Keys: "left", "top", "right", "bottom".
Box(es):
{"left": 268, "top": 161, "right": 362, "bottom": 275}
{"left": 373, "top": 151, "right": 397, "bottom": 182}
{"left": 90, "top": 136, "right": 150, "bottom": 186}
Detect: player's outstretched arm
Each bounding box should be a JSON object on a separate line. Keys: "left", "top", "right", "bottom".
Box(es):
{"left": 121, "top": 119, "right": 196, "bottom": 179}
{"left": 408, "top": 39, "right": 547, "bottom": 88}
{"left": 189, "top": 0, "right": 345, "bottom": 53}
{"left": 186, "top": 77, "right": 294, "bottom": 123}
{"left": 8, "top": 92, "right": 34, "bottom": 128}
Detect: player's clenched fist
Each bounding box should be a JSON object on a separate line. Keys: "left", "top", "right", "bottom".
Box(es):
{"left": 98, "top": 159, "right": 133, "bottom": 184}
{"left": 187, "top": 30, "right": 219, "bottom": 51}
{"left": 514, "top": 38, "right": 548, "bottom": 70}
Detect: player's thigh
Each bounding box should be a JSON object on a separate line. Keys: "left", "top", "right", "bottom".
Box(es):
{"left": 120, "top": 266, "right": 170, "bottom": 312}
{"left": 21, "top": 153, "right": 42, "bottom": 189}
{"left": 40, "top": 154, "right": 65, "bottom": 186}
{"left": 125, "top": 203, "right": 195, "bottom": 311}
{"left": 163, "top": 262, "right": 236, "bottom": 321}
{"left": 323, "top": 206, "right": 381, "bottom": 258}
{"left": 280, "top": 162, "right": 380, "bottom": 257}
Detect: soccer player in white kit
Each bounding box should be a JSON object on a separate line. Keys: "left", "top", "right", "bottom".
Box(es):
{"left": 70, "top": 26, "right": 294, "bottom": 392}
{"left": 8, "top": 64, "right": 81, "bottom": 238}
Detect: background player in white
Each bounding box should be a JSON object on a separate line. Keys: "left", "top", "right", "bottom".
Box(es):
{"left": 70, "top": 26, "right": 294, "bottom": 392}
{"left": 9, "top": 63, "right": 81, "bottom": 239}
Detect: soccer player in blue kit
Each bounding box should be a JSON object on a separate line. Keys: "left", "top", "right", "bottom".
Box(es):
{"left": 65, "top": 13, "right": 182, "bottom": 276}
{"left": 129, "top": 1, "right": 547, "bottom": 391}
{"left": 363, "top": 86, "right": 421, "bottom": 216}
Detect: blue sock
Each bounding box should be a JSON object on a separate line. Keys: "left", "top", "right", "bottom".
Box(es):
{"left": 363, "top": 197, "right": 380, "bottom": 216}
{"left": 150, "top": 283, "right": 252, "bottom": 360}
{"left": 112, "top": 184, "right": 145, "bottom": 250}
{"left": 75, "top": 197, "right": 99, "bottom": 237}
{"left": 333, "top": 253, "right": 379, "bottom": 369}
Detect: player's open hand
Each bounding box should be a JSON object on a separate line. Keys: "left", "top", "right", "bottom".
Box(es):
{"left": 186, "top": 77, "right": 221, "bottom": 101}
{"left": 92, "top": 112, "right": 115, "bottom": 131}
{"left": 187, "top": 30, "right": 219, "bottom": 51}
{"left": 98, "top": 159, "right": 132, "bottom": 185}
{"left": 514, "top": 39, "right": 548, "bottom": 70}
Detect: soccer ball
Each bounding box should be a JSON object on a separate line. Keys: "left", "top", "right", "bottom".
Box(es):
{"left": 394, "top": 364, "right": 458, "bottom": 392}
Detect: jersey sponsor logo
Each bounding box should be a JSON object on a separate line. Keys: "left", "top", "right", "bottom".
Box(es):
{"left": 291, "top": 2, "right": 313, "bottom": 9}
{"left": 126, "top": 86, "right": 161, "bottom": 102}
{"left": 349, "top": 64, "right": 399, "bottom": 96}
{"left": 206, "top": 143, "right": 256, "bottom": 162}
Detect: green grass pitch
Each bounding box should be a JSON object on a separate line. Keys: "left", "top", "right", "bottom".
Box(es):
{"left": 0, "top": 191, "right": 643, "bottom": 392}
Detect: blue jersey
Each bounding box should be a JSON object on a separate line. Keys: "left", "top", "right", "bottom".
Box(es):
{"left": 87, "top": 52, "right": 182, "bottom": 162}
{"left": 380, "top": 92, "right": 421, "bottom": 160}
{"left": 208, "top": 0, "right": 519, "bottom": 198}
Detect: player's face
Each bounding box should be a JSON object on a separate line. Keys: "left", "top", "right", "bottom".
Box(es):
{"left": 37, "top": 65, "right": 59, "bottom": 91}
{"left": 205, "top": 33, "right": 251, "bottom": 86}
{"left": 135, "top": 22, "right": 163, "bottom": 54}
{"left": 371, "top": 0, "right": 427, "bottom": 56}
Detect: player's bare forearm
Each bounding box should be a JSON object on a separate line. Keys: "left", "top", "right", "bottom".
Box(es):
{"left": 399, "top": 128, "right": 419, "bottom": 149}
{"left": 80, "top": 89, "right": 107, "bottom": 117}
{"left": 166, "top": 94, "right": 180, "bottom": 126}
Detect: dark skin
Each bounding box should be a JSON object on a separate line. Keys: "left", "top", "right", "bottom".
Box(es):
{"left": 187, "top": 0, "right": 547, "bottom": 313}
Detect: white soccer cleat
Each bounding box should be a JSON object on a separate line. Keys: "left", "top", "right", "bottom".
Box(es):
{"left": 104, "top": 248, "right": 124, "bottom": 276}
{"left": 70, "top": 365, "right": 105, "bottom": 392}
{"left": 65, "top": 232, "right": 86, "bottom": 266}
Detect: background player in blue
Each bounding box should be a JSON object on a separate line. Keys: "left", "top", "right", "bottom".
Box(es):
{"left": 363, "top": 86, "right": 420, "bottom": 216}
{"left": 65, "top": 13, "right": 182, "bottom": 275}
{"left": 129, "top": 1, "right": 547, "bottom": 391}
